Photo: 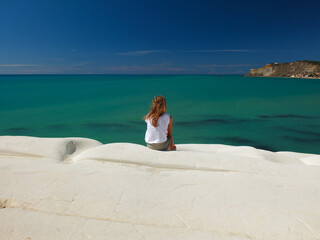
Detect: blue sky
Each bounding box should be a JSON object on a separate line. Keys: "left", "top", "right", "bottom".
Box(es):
{"left": 0, "top": 0, "right": 319, "bottom": 74}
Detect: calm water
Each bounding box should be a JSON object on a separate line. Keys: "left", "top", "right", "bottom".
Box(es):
{"left": 1, "top": 75, "right": 320, "bottom": 154}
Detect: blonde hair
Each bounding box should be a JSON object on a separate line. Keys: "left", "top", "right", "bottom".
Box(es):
{"left": 144, "top": 96, "right": 167, "bottom": 127}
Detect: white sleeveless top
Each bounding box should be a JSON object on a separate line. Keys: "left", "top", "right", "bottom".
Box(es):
{"left": 145, "top": 113, "right": 170, "bottom": 143}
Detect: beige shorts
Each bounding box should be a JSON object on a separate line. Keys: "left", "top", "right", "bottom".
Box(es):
{"left": 147, "top": 138, "right": 171, "bottom": 151}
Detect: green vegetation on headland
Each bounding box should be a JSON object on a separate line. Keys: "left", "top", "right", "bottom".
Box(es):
{"left": 246, "top": 60, "right": 320, "bottom": 78}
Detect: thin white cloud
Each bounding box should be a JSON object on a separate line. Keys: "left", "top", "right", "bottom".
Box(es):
{"left": 0, "top": 64, "right": 42, "bottom": 67}
{"left": 182, "top": 49, "right": 257, "bottom": 53}
{"left": 116, "top": 50, "right": 169, "bottom": 56}
{"left": 0, "top": 63, "right": 92, "bottom": 74}
{"left": 72, "top": 62, "right": 88, "bottom": 66}
{"left": 102, "top": 64, "right": 192, "bottom": 73}
{"left": 44, "top": 58, "right": 64, "bottom": 61}
{"left": 199, "top": 64, "right": 260, "bottom": 68}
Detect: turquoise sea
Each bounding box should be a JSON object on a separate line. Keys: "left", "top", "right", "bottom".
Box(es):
{"left": 1, "top": 75, "right": 320, "bottom": 154}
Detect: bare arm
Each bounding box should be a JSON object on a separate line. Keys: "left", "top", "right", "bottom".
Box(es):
{"left": 167, "top": 116, "right": 173, "bottom": 138}
{"left": 167, "top": 116, "right": 176, "bottom": 150}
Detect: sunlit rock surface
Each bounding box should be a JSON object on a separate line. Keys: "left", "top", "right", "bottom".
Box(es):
{"left": 246, "top": 60, "right": 320, "bottom": 78}
{"left": 0, "top": 136, "right": 320, "bottom": 239}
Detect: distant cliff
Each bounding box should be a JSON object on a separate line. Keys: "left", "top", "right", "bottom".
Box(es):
{"left": 246, "top": 60, "right": 320, "bottom": 78}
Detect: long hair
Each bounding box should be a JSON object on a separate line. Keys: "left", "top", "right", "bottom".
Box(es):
{"left": 144, "top": 96, "right": 167, "bottom": 127}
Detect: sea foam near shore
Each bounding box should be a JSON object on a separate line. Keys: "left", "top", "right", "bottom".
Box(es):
{"left": 0, "top": 136, "right": 320, "bottom": 239}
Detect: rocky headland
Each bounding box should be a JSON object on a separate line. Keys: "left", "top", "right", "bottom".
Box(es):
{"left": 246, "top": 60, "right": 320, "bottom": 78}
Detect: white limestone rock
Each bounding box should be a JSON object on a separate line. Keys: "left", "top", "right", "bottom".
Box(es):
{"left": 0, "top": 137, "right": 319, "bottom": 239}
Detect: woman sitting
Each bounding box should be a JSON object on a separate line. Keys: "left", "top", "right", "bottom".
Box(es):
{"left": 144, "top": 96, "right": 176, "bottom": 151}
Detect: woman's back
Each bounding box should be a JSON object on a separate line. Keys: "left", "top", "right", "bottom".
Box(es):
{"left": 145, "top": 113, "right": 170, "bottom": 143}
